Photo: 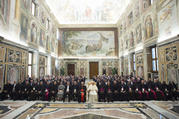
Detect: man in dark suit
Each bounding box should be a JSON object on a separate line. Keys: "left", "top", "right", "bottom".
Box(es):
{"left": 71, "top": 80, "right": 79, "bottom": 101}
{"left": 63, "top": 81, "right": 72, "bottom": 102}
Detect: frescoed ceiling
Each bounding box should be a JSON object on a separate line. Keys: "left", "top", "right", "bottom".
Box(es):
{"left": 45, "top": 0, "right": 131, "bottom": 24}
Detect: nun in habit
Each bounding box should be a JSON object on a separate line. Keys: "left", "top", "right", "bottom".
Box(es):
{"left": 87, "top": 81, "right": 98, "bottom": 103}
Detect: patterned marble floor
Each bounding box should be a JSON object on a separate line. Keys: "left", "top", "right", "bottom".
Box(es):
{"left": 0, "top": 101, "right": 178, "bottom": 119}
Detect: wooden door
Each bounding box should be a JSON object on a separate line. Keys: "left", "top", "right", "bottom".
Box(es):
{"left": 67, "top": 64, "right": 75, "bottom": 76}
{"left": 89, "top": 62, "right": 99, "bottom": 79}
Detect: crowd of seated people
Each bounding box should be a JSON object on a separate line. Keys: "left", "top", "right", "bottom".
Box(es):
{"left": 0, "top": 75, "right": 178, "bottom": 102}
{"left": 93, "top": 75, "right": 178, "bottom": 102}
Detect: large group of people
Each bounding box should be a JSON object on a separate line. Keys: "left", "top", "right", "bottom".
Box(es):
{"left": 0, "top": 75, "right": 178, "bottom": 102}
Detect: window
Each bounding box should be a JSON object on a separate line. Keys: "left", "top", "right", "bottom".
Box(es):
{"left": 46, "top": 19, "right": 50, "bottom": 30}
{"left": 151, "top": 46, "right": 158, "bottom": 72}
{"left": 133, "top": 53, "right": 136, "bottom": 71}
{"left": 56, "top": 29, "right": 59, "bottom": 40}
{"left": 28, "top": 52, "right": 33, "bottom": 77}
{"left": 31, "top": 1, "right": 36, "bottom": 16}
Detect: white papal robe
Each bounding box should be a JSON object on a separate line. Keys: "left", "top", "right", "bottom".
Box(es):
{"left": 88, "top": 84, "right": 98, "bottom": 103}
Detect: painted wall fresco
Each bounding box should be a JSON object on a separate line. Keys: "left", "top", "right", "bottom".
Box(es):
{"left": 39, "top": 29, "right": 45, "bottom": 48}
{"left": 136, "top": 24, "right": 142, "bottom": 44}
{"left": 0, "top": 0, "right": 10, "bottom": 25}
{"left": 158, "top": 0, "right": 178, "bottom": 42}
{"left": 46, "top": 0, "right": 131, "bottom": 24}
{"left": 145, "top": 15, "right": 153, "bottom": 40}
{"left": 62, "top": 31, "right": 115, "bottom": 57}
{"left": 129, "top": 31, "right": 134, "bottom": 47}
{"left": 20, "top": 13, "right": 28, "bottom": 41}
{"left": 30, "top": 23, "right": 37, "bottom": 44}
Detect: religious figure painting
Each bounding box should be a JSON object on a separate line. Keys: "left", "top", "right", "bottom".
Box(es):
{"left": 20, "top": 14, "right": 28, "bottom": 41}
{"left": 167, "top": 64, "right": 178, "bottom": 84}
{"left": 145, "top": 15, "right": 153, "bottom": 40}
{"left": 7, "top": 65, "right": 20, "bottom": 84}
{"left": 128, "top": 12, "right": 133, "bottom": 26}
{"left": 31, "top": 23, "right": 37, "bottom": 43}
{"left": 40, "top": 9, "right": 46, "bottom": 25}
{"left": 40, "top": 29, "right": 45, "bottom": 48}
{"left": 0, "top": 64, "right": 5, "bottom": 90}
{"left": 134, "top": 1, "right": 140, "bottom": 21}
{"left": 62, "top": 31, "right": 115, "bottom": 57}
{"left": 0, "top": 46, "right": 6, "bottom": 63}
{"left": 136, "top": 24, "right": 142, "bottom": 43}
{"left": 142, "top": 0, "right": 151, "bottom": 11}
{"left": 130, "top": 31, "right": 134, "bottom": 47}
{"left": 0, "top": 0, "right": 10, "bottom": 24}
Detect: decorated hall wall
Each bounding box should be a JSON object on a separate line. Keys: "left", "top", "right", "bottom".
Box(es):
{"left": 0, "top": 41, "right": 28, "bottom": 91}
{"left": 0, "top": 0, "right": 59, "bottom": 80}
{"left": 117, "top": 0, "right": 179, "bottom": 81}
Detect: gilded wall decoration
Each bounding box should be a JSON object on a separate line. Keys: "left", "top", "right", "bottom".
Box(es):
{"left": 31, "top": 23, "right": 37, "bottom": 43}
{"left": 0, "top": 46, "right": 6, "bottom": 63}
{"left": 165, "top": 46, "right": 177, "bottom": 62}
{"left": 158, "top": 42, "right": 179, "bottom": 84}
{"left": 20, "top": 66, "right": 26, "bottom": 81}
{"left": 20, "top": 13, "right": 28, "bottom": 41}
{"left": 8, "top": 49, "right": 21, "bottom": 63}
{"left": 145, "top": 15, "right": 153, "bottom": 40}
{"left": 0, "top": 64, "right": 5, "bottom": 90}
{"left": 7, "top": 64, "right": 20, "bottom": 84}
{"left": 39, "top": 55, "right": 46, "bottom": 78}
{"left": 22, "top": 51, "right": 28, "bottom": 65}
{"left": 62, "top": 31, "right": 116, "bottom": 57}
{"left": 136, "top": 53, "right": 144, "bottom": 78}
{"left": 167, "top": 64, "right": 178, "bottom": 83}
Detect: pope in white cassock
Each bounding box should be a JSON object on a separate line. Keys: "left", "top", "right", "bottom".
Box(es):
{"left": 87, "top": 81, "right": 98, "bottom": 103}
